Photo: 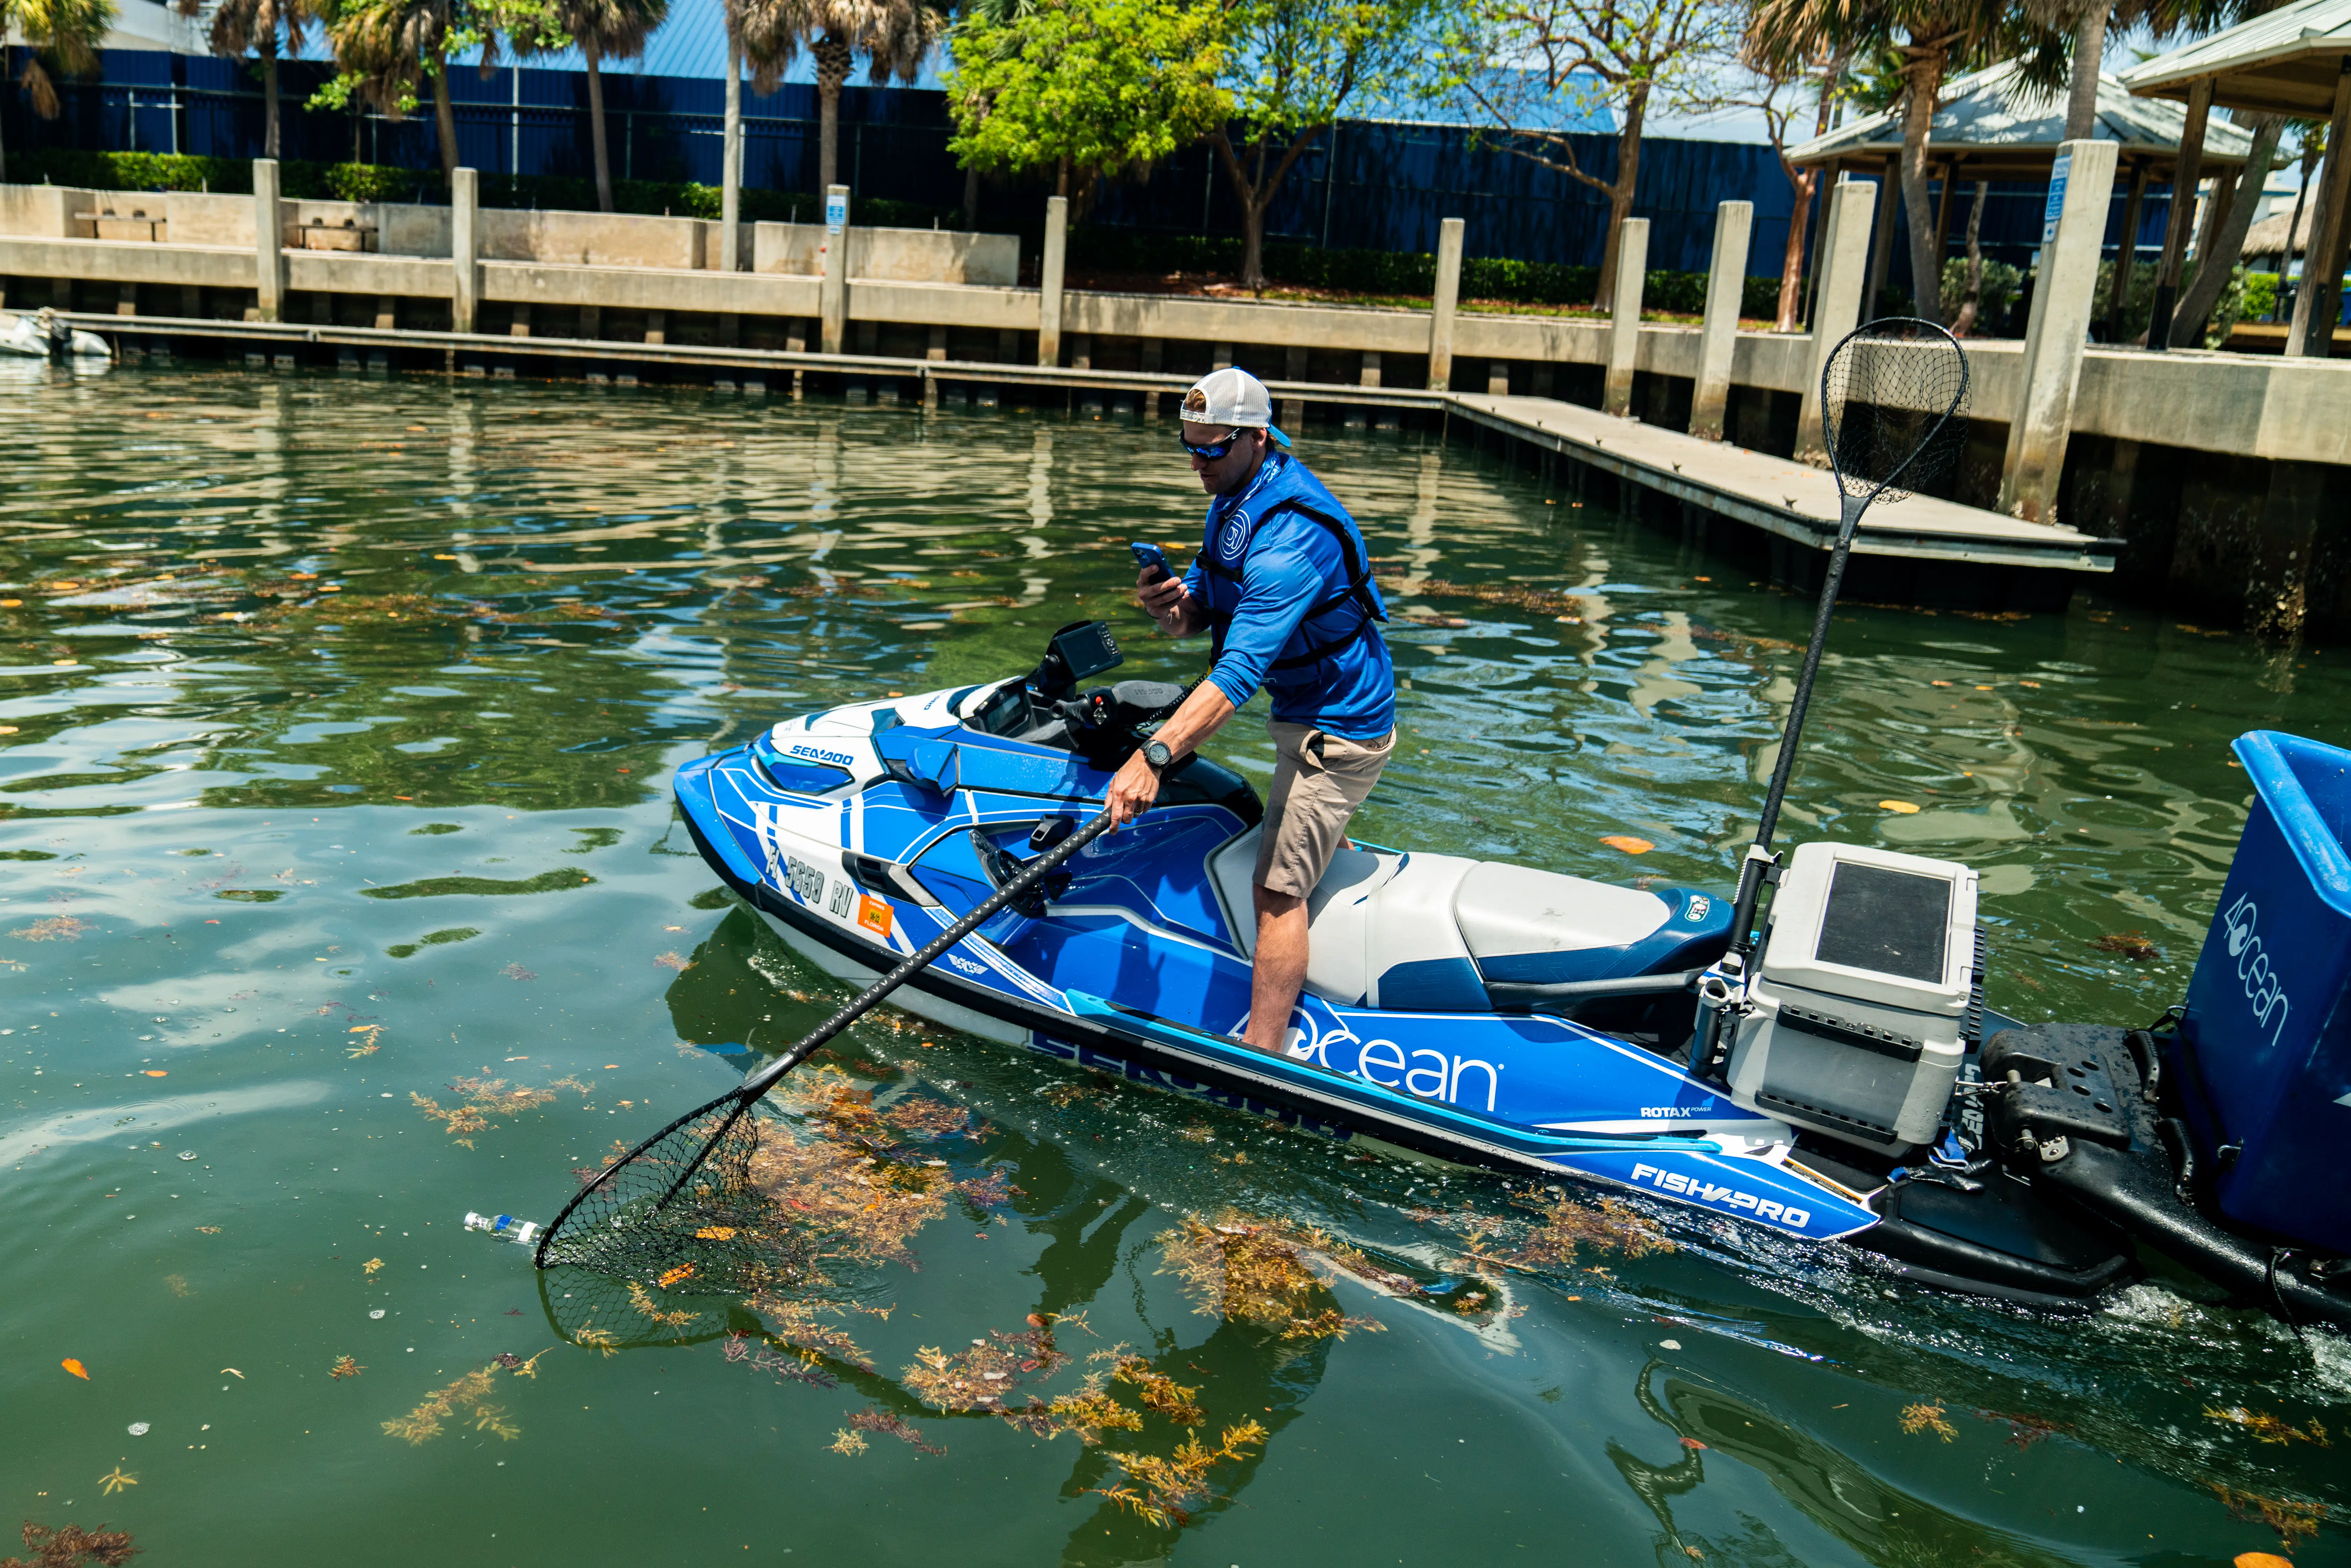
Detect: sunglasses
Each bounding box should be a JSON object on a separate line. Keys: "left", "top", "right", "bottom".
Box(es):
{"left": 1178, "top": 427, "right": 1253, "bottom": 461}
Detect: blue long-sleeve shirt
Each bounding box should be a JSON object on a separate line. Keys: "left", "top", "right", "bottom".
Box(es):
{"left": 1180, "top": 451, "right": 1395, "bottom": 739}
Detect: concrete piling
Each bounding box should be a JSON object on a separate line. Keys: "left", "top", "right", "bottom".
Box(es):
{"left": 1603, "top": 218, "right": 1650, "bottom": 417}
{"left": 1039, "top": 195, "right": 1068, "bottom": 368}
{"left": 1795, "top": 180, "right": 1877, "bottom": 464}
{"left": 252, "top": 159, "right": 283, "bottom": 323}
{"left": 1689, "top": 202, "right": 1751, "bottom": 441}
{"left": 1427, "top": 218, "right": 1463, "bottom": 391}
{"left": 451, "top": 167, "right": 478, "bottom": 335}
{"left": 2000, "top": 139, "right": 2118, "bottom": 525}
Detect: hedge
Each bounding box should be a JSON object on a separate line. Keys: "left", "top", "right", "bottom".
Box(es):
{"left": 15, "top": 149, "right": 1782, "bottom": 315}
{"left": 6, "top": 149, "right": 952, "bottom": 227}
{"left": 1068, "top": 227, "right": 1782, "bottom": 316}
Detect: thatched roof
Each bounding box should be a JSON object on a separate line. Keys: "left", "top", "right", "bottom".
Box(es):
{"left": 2243, "top": 200, "right": 2318, "bottom": 257}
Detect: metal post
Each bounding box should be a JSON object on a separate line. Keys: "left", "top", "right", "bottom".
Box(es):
{"left": 1602, "top": 217, "right": 1650, "bottom": 417}
{"left": 2147, "top": 78, "right": 2211, "bottom": 352}
{"left": 1999, "top": 140, "right": 2119, "bottom": 523}
{"left": 1038, "top": 194, "right": 1068, "bottom": 367}
{"left": 1795, "top": 179, "right": 1876, "bottom": 464}
{"left": 252, "top": 157, "right": 284, "bottom": 322}
{"left": 1689, "top": 202, "right": 1752, "bottom": 441}
{"left": 511, "top": 64, "right": 520, "bottom": 176}
{"left": 1427, "top": 217, "right": 1464, "bottom": 391}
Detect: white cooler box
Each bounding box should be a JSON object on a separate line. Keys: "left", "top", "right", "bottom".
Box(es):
{"left": 1726, "top": 842, "right": 1978, "bottom": 1153}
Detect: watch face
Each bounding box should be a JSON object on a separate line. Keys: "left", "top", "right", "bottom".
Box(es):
{"left": 1145, "top": 741, "right": 1172, "bottom": 768}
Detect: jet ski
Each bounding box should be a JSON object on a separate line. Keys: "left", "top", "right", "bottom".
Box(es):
{"left": 0, "top": 308, "right": 110, "bottom": 360}
{"left": 674, "top": 619, "right": 2351, "bottom": 1330}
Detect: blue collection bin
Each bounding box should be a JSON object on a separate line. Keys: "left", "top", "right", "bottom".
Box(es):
{"left": 2173, "top": 730, "right": 2351, "bottom": 1255}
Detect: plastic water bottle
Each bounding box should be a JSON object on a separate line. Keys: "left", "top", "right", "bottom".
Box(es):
{"left": 463, "top": 1211, "right": 541, "bottom": 1247}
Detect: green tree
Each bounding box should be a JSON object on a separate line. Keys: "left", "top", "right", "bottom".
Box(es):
{"left": 321, "top": 0, "right": 560, "bottom": 184}
{"left": 176, "top": 0, "right": 317, "bottom": 159}
{"left": 732, "top": 0, "right": 946, "bottom": 194}
{"left": 1216, "top": 0, "right": 1432, "bottom": 292}
{"left": 943, "top": 0, "right": 1228, "bottom": 217}
{"left": 2, "top": 0, "right": 116, "bottom": 182}
{"left": 1445, "top": 0, "right": 1731, "bottom": 304}
{"left": 1747, "top": 0, "right": 2065, "bottom": 323}
{"left": 524, "top": 0, "right": 669, "bottom": 212}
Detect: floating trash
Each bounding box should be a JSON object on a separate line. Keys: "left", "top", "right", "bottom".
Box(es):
{"left": 127, "top": 1422, "right": 149, "bottom": 1436}
{"left": 178, "top": 1151, "right": 198, "bottom": 1161}
{"left": 369, "top": 1309, "right": 386, "bottom": 1319}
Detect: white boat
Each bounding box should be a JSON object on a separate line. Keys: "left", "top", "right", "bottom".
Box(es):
{"left": 0, "top": 308, "right": 111, "bottom": 360}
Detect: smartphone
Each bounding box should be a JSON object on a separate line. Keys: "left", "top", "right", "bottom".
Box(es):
{"left": 1131, "top": 541, "right": 1175, "bottom": 583}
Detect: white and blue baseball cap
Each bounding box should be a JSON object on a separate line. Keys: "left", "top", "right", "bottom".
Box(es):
{"left": 1180, "top": 367, "right": 1291, "bottom": 446}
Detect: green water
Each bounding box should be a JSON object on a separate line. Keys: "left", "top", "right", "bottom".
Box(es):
{"left": 3, "top": 364, "right": 2345, "bottom": 1567}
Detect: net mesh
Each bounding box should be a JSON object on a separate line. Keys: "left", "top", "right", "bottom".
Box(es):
{"left": 535, "top": 1097, "right": 819, "bottom": 1302}
{"left": 1821, "top": 318, "right": 1971, "bottom": 502}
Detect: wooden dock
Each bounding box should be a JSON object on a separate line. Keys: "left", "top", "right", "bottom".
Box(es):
{"left": 57, "top": 312, "right": 2115, "bottom": 583}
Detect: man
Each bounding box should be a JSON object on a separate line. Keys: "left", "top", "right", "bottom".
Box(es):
{"left": 1103, "top": 367, "right": 1396, "bottom": 1056}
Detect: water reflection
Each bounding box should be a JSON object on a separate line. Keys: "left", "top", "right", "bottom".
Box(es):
{"left": 3, "top": 370, "right": 2347, "bottom": 1565}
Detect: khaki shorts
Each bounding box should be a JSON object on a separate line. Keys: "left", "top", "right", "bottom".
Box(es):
{"left": 1254, "top": 721, "right": 1395, "bottom": 899}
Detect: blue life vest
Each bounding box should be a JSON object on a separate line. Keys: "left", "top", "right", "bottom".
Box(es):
{"left": 1197, "top": 451, "right": 1389, "bottom": 681}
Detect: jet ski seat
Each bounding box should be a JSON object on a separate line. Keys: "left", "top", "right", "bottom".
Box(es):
{"left": 1208, "top": 828, "right": 1733, "bottom": 1012}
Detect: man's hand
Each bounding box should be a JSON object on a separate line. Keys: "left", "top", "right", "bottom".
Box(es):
{"left": 1137, "top": 568, "right": 1192, "bottom": 634}
{"left": 1105, "top": 749, "right": 1161, "bottom": 829}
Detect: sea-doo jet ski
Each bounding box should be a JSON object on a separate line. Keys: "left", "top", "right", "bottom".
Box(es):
{"left": 675, "top": 619, "right": 2351, "bottom": 1329}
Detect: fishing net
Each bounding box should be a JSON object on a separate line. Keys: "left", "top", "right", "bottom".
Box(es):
{"left": 534, "top": 805, "right": 1117, "bottom": 1302}
{"left": 1820, "top": 317, "right": 1971, "bottom": 506}
{"left": 534, "top": 1099, "right": 814, "bottom": 1300}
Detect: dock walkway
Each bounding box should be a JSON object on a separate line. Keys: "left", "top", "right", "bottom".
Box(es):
{"left": 57, "top": 311, "right": 2114, "bottom": 579}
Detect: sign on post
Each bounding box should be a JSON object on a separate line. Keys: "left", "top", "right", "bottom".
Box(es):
{"left": 825, "top": 191, "right": 848, "bottom": 235}
{"left": 2041, "top": 152, "right": 2072, "bottom": 245}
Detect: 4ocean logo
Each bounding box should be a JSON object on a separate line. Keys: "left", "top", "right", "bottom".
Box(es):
{"left": 1279, "top": 1004, "right": 1503, "bottom": 1114}
{"left": 2219, "top": 892, "right": 2293, "bottom": 1051}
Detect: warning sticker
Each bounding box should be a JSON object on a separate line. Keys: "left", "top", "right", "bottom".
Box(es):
{"left": 857, "top": 893, "right": 893, "bottom": 939}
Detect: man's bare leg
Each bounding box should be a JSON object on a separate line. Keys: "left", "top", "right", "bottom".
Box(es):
{"left": 1244, "top": 885, "right": 1309, "bottom": 1053}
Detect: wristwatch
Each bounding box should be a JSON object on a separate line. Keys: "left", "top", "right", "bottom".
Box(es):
{"left": 1142, "top": 740, "right": 1173, "bottom": 770}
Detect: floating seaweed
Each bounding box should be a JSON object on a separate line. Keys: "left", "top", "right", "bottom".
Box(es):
{"left": 9, "top": 917, "right": 89, "bottom": 942}
{"left": 1511, "top": 1191, "right": 1677, "bottom": 1267}
{"left": 1, "top": 1520, "right": 139, "bottom": 1568}
{"left": 2214, "top": 1485, "right": 2330, "bottom": 1551}
{"left": 2093, "top": 931, "right": 2161, "bottom": 963}
{"left": 904, "top": 1320, "right": 1072, "bottom": 1414}
{"left": 410, "top": 1075, "right": 589, "bottom": 1149}
{"left": 382, "top": 1357, "right": 540, "bottom": 1444}
{"left": 329, "top": 1355, "right": 364, "bottom": 1380}
{"left": 1898, "top": 1401, "right": 1957, "bottom": 1441}
{"left": 844, "top": 1407, "right": 945, "bottom": 1456}
{"left": 1977, "top": 1409, "right": 2070, "bottom": 1449}
{"left": 1105, "top": 1351, "right": 1205, "bottom": 1427}
{"left": 725, "top": 1332, "right": 839, "bottom": 1390}
{"left": 1002, "top": 1377, "right": 1145, "bottom": 1444}
{"left": 1156, "top": 1213, "right": 1380, "bottom": 1341}
{"left": 1089, "top": 1421, "right": 1269, "bottom": 1528}
{"left": 2205, "top": 1407, "right": 2332, "bottom": 1446}
{"left": 883, "top": 1097, "right": 974, "bottom": 1139}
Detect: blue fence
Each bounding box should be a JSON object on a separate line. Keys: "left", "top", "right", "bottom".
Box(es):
{"left": 4, "top": 46, "right": 2191, "bottom": 287}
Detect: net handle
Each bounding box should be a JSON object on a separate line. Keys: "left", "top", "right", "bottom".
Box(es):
{"left": 536, "top": 801, "right": 1118, "bottom": 1266}
{"left": 1696, "top": 319, "right": 1967, "bottom": 1077}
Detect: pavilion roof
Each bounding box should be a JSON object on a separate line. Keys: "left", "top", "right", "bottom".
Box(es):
{"left": 2119, "top": 0, "right": 2351, "bottom": 117}
{"left": 1790, "top": 59, "right": 2257, "bottom": 177}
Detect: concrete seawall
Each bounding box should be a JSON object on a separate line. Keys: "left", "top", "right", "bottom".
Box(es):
{"left": 9, "top": 161, "right": 2347, "bottom": 637}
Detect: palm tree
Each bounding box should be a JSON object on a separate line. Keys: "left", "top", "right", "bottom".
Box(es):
{"left": 326, "top": 0, "right": 466, "bottom": 182}
{"left": 1749, "top": 0, "right": 2063, "bottom": 323}
{"left": 733, "top": 0, "right": 945, "bottom": 194}
{"left": 178, "top": 0, "right": 316, "bottom": 160}
{"left": 533, "top": 0, "right": 669, "bottom": 212}
{"left": 1, "top": 0, "right": 116, "bottom": 182}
